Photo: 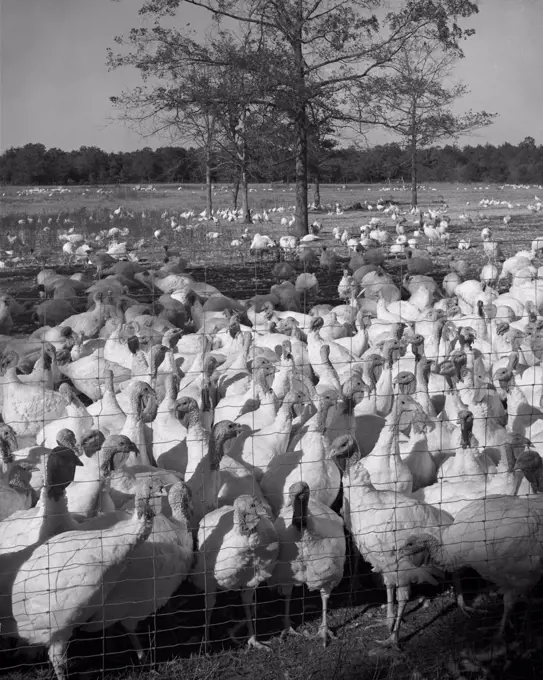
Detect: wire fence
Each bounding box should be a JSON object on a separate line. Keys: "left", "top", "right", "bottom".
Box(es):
{"left": 1, "top": 183, "right": 543, "bottom": 680}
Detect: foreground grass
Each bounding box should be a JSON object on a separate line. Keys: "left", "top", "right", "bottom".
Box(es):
{"left": 0, "top": 180, "right": 542, "bottom": 281}
{"left": 3, "top": 585, "right": 543, "bottom": 680}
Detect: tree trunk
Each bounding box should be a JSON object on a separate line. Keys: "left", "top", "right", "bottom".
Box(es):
{"left": 292, "top": 2, "right": 308, "bottom": 238}
{"left": 293, "top": 109, "right": 309, "bottom": 237}
{"left": 411, "top": 141, "right": 418, "bottom": 209}
{"left": 237, "top": 107, "right": 252, "bottom": 224}
{"left": 410, "top": 105, "right": 418, "bottom": 209}
{"left": 240, "top": 166, "right": 251, "bottom": 223}
{"left": 231, "top": 179, "right": 240, "bottom": 210}
{"left": 313, "top": 172, "right": 321, "bottom": 210}
{"left": 205, "top": 147, "right": 213, "bottom": 218}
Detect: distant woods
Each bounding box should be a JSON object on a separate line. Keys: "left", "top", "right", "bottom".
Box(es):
{"left": 1, "top": 137, "right": 542, "bottom": 187}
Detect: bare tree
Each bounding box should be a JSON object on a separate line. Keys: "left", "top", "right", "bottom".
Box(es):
{"left": 349, "top": 37, "right": 497, "bottom": 207}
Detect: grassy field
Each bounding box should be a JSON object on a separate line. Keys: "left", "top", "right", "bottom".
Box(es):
{"left": 0, "top": 180, "right": 542, "bottom": 309}
{"left": 1, "top": 181, "right": 543, "bottom": 680}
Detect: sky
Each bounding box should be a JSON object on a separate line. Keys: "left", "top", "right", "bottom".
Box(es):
{"left": 1, "top": 0, "right": 542, "bottom": 153}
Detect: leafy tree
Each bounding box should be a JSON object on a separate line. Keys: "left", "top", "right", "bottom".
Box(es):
{"left": 154, "top": 146, "right": 195, "bottom": 182}
{"left": 127, "top": 147, "right": 160, "bottom": 181}
{"left": 108, "top": 45, "right": 223, "bottom": 215}
{"left": 44, "top": 147, "right": 71, "bottom": 184}
{"left": 2, "top": 143, "right": 48, "bottom": 184}
{"left": 520, "top": 136, "right": 536, "bottom": 149}
{"left": 109, "top": 0, "right": 482, "bottom": 233}
{"left": 108, "top": 25, "right": 291, "bottom": 220}
{"left": 70, "top": 146, "right": 110, "bottom": 184}
{"left": 350, "top": 36, "right": 496, "bottom": 206}
{"left": 0, "top": 148, "right": 19, "bottom": 183}
{"left": 204, "top": 35, "right": 276, "bottom": 222}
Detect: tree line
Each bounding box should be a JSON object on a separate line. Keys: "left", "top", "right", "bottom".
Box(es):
{"left": 1, "top": 137, "right": 541, "bottom": 189}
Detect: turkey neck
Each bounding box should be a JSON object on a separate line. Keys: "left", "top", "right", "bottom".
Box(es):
{"left": 312, "top": 399, "right": 332, "bottom": 434}
{"left": 124, "top": 388, "right": 152, "bottom": 466}
{"left": 321, "top": 352, "right": 341, "bottom": 391}
{"left": 161, "top": 375, "right": 178, "bottom": 409}
{"left": 37, "top": 480, "right": 76, "bottom": 543}
{"left": 131, "top": 349, "right": 149, "bottom": 380}
{"left": 276, "top": 393, "right": 295, "bottom": 424}
{"left": 185, "top": 403, "right": 205, "bottom": 434}
{"left": 378, "top": 412, "right": 399, "bottom": 450}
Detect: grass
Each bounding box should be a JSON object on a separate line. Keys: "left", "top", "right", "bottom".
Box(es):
{"left": 1, "top": 180, "right": 543, "bottom": 679}
{"left": 3, "top": 575, "right": 543, "bottom": 680}
{"left": 0, "top": 180, "right": 542, "bottom": 329}
{"left": 1, "top": 180, "right": 541, "bottom": 260}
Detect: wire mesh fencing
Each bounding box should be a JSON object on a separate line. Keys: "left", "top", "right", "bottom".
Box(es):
{"left": 1, "top": 182, "right": 543, "bottom": 680}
